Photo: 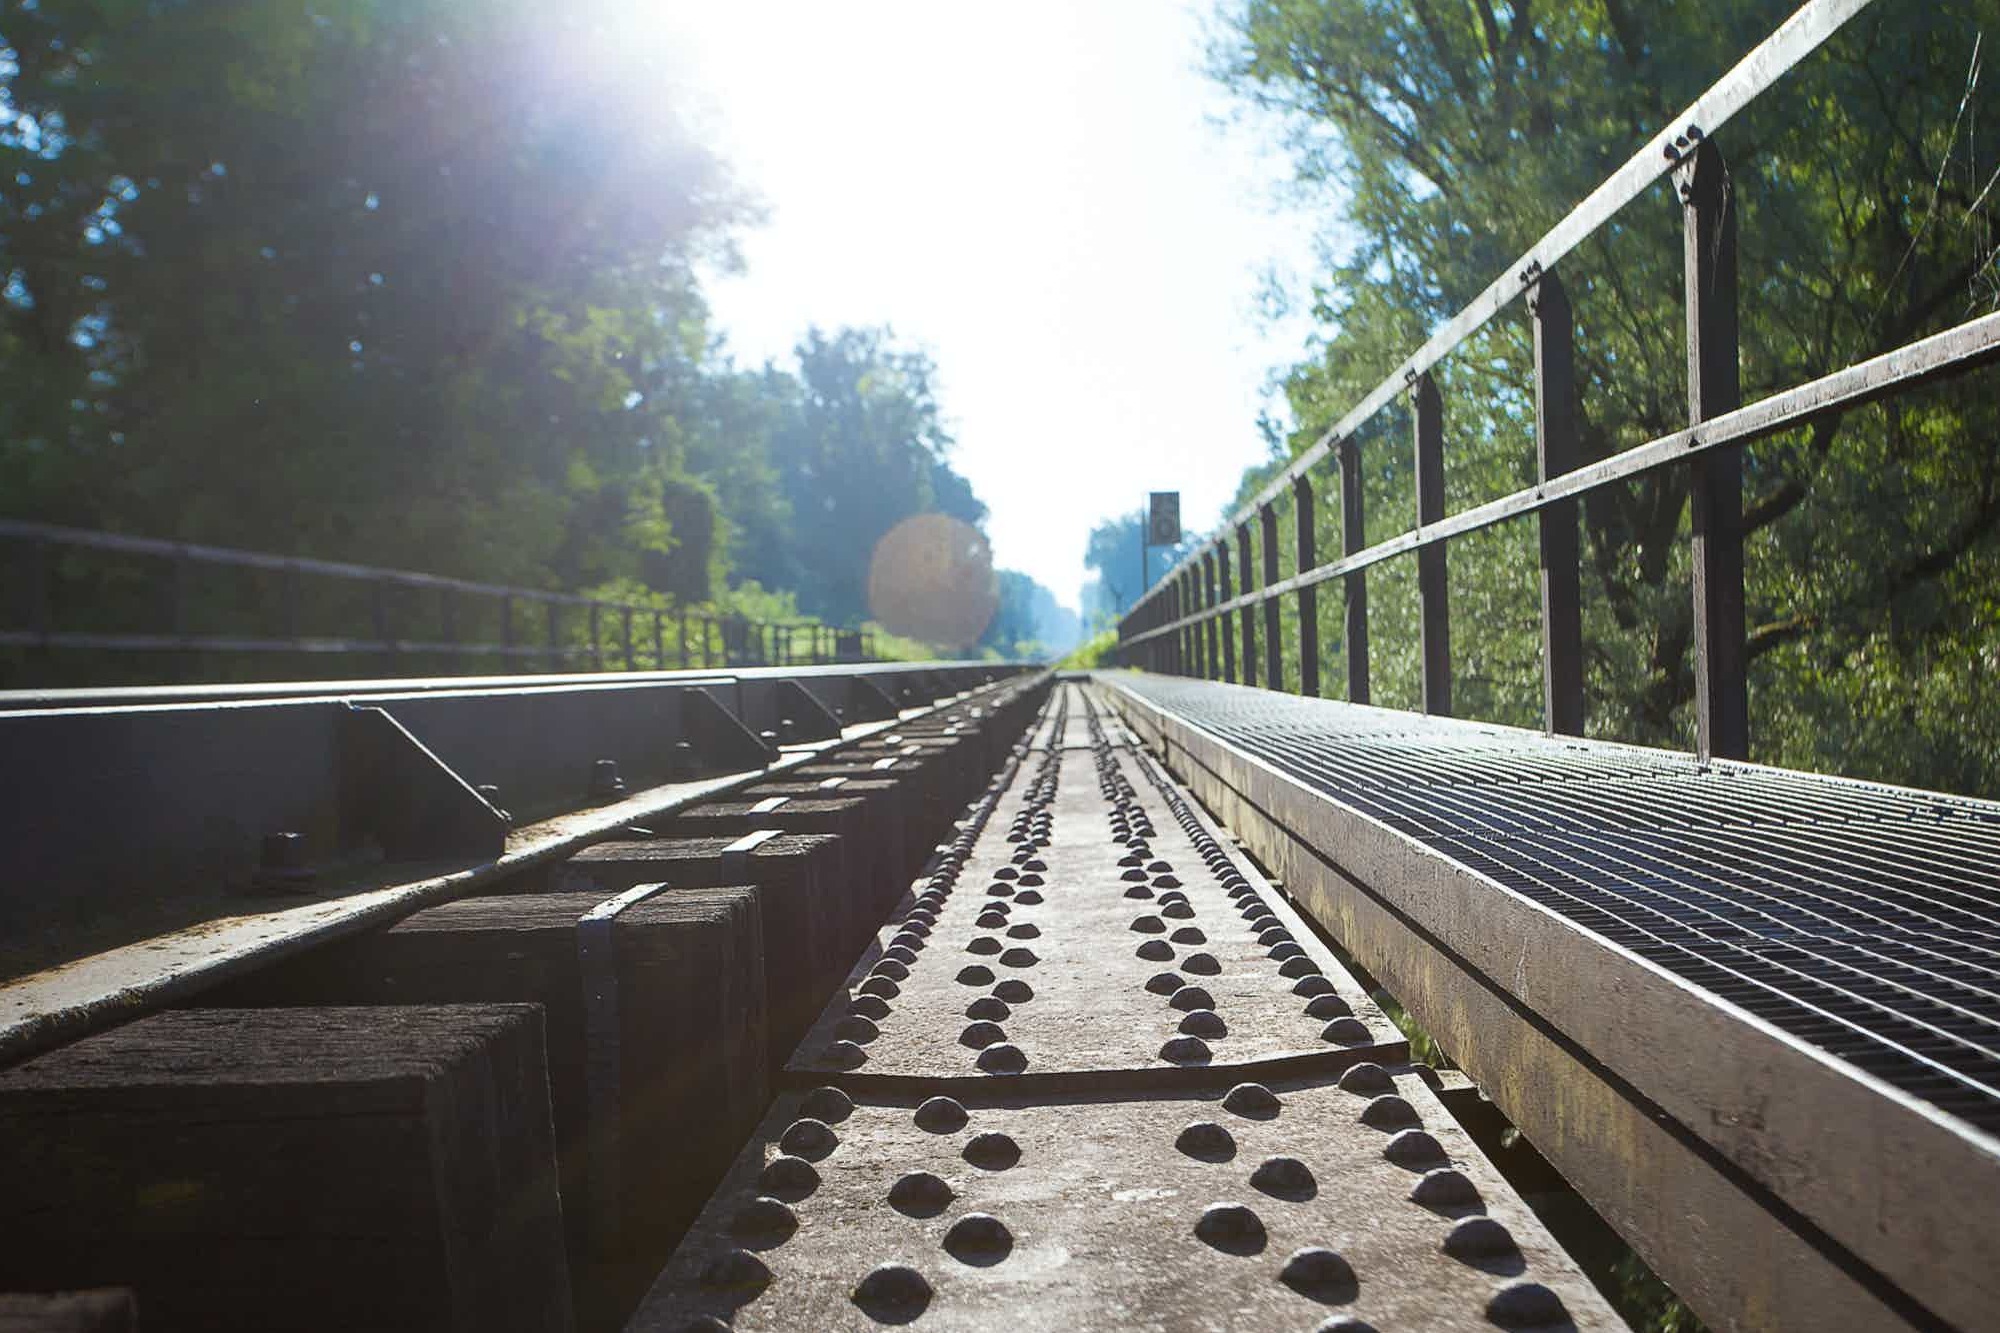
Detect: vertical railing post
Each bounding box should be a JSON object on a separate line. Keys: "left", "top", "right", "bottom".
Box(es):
{"left": 703, "top": 617, "right": 714, "bottom": 668}
{"left": 26, "top": 536, "right": 51, "bottom": 646}
{"left": 283, "top": 562, "right": 302, "bottom": 650}
{"left": 372, "top": 577, "right": 395, "bottom": 672}
{"left": 441, "top": 588, "right": 459, "bottom": 667}
{"left": 1235, "top": 522, "right": 1256, "bottom": 687}
{"left": 679, "top": 607, "right": 690, "bottom": 668}
{"left": 1413, "top": 372, "right": 1451, "bottom": 716}
{"left": 1260, "top": 504, "right": 1282, "bottom": 688}
{"left": 653, "top": 609, "right": 664, "bottom": 670}
{"left": 546, "top": 601, "right": 560, "bottom": 671}
{"left": 1295, "top": 474, "right": 1322, "bottom": 697}
{"left": 1533, "top": 272, "right": 1585, "bottom": 736}
{"left": 1336, "top": 443, "right": 1367, "bottom": 701}
{"left": 1683, "top": 137, "right": 1747, "bottom": 761}
{"left": 1216, "top": 546, "right": 1236, "bottom": 683}
{"left": 621, "top": 605, "right": 635, "bottom": 671}
{"left": 1203, "top": 554, "right": 1220, "bottom": 680}
{"left": 588, "top": 603, "right": 603, "bottom": 671}
{"left": 1170, "top": 577, "right": 1186, "bottom": 676}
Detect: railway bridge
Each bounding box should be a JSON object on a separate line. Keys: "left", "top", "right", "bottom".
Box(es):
{"left": 4, "top": 0, "right": 1999, "bottom": 1330}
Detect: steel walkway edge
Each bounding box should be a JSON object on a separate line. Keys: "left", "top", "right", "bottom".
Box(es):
{"left": 1097, "top": 672, "right": 1999, "bottom": 1333}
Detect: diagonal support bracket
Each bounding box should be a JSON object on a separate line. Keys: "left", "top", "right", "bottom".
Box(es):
{"left": 338, "top": 704, "right": 509, "bottom": 862}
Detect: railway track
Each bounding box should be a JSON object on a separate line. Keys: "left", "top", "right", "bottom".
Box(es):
{"left": 629, "top": 683, "right": 1622, "bottom": 1331}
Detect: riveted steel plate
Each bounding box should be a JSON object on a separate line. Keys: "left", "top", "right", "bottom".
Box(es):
{"left": 787, "top": 692, "right": 1399, "bottom": 1085}
{"left": 627, "top": 1069, "right": 1624, "bottom": 1332}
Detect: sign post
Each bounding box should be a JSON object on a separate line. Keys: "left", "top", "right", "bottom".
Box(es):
{"left": 1140, "top": 491, "right": 1180, "bottom": 616}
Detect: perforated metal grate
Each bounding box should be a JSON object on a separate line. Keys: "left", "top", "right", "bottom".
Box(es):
{"left": 1118, "top": 676, "right": 2000, "bottom": 1131}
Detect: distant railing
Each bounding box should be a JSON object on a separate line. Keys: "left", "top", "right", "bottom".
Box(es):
{"left": 1113, "top": 0, "right": 2000, "bottom": 761}
{"left": 0, "top": 518, "right": 874, "bottom": 676}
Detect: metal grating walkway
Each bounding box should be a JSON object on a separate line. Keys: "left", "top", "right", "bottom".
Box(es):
{"left": 1114, "top": 676, "right": 2000, "bottom": 1133}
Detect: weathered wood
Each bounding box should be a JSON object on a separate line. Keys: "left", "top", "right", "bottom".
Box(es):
{"left": 1532, "top": 272, "right": 1585, "bottom": 737}
{"left": 560, "top": 834, "right": 843, "bottom": 1060}
{"left": 735, "top": 780, "right": 914, "bottom": 910}
{"left": 1683, "top": 138, "right": 1748, "bottom": 761}
{"left": 666, "top": 796, "right": 885, "bottom": 943}
{"left": 0, "top": 1006, "right": 570, "bottom": 1333}
{"left": 201, "top": 890, "right": 766, "bottom": 1332}
{"left": 1412, "top": 371, "right": 1451, "bottom": 716}
{"left": 1295, "top": 474, "right": 1322, "bottom": 697}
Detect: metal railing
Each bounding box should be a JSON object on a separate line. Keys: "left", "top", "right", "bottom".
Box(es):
{"left": 0, "top": 519, "right": 875, "bottom": 674}
{"left": 1112, "top": 0, "right": 2000, "bottom": 761}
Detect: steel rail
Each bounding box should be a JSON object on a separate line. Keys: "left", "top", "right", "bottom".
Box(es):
{"left": 1118, "top": 307, "right": 2000, "bottom": 648}
{"left": 1126, "top": 0, "right": 1875, "bottom": 622}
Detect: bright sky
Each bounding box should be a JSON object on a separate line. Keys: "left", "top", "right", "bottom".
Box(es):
{"left": 662, "top": 1, "right": 1326, "bottom": 614}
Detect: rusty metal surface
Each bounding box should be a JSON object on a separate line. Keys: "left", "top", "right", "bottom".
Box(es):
{"left": 632, "top": 1072, "right": 1620, "bottom": 1332}
{"left": 787, "top": 690, "right": 1398, "bottom": 1085}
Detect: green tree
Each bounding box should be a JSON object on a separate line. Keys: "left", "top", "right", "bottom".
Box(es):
{"left": 1214, "top": 0, "right": 2000, "bottom": 794}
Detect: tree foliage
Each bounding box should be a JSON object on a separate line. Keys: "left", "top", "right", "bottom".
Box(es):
{"left": 0, "top": 0, "right": 1058, "bottom": 676}
{"left": 1206, "top": 0, "right": 2000, "bottom": 796}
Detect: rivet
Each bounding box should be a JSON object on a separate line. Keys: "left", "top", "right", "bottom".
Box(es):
{"left": 1130, "top": 915, "right": 1166, "bottom": 934}
{"left": 1222, "top": 1082, "right": 1281, "bottom": 1119}
{"left": 967, "top": 936, "right": 1002, "bottom": 956}
{"left": 1169, "top": 927, "right": 1207, "bottom": 945}
{"left": 1313, "top": 1316, "right": 1380, "bottom": 1333}
{"left": 1121, "top": 867, "right": 1149, "bottom": 882}
{"left": 1257, "top": 925, "right": 1291, "bottom": 946}
{"left": 963, "top": 1131, "right": 1022, "bottom": 1169}
{"left": 1410, "top": 1167, "right": 1481, "bottom": 1208}
{"left": 1013, "top": 889, "right": 1045, "bottom": 905}
{"left": 1124, "top": 884, "right": 1156, "bottom": 899}
{"left": 1175, "top": 1119, "right": 1237, "bottom": 1161}
{"left": 1145, "top": 971, "right": 1185, "bottom": 996}
{"left": 957, "top": 965, "right": 996, "bottom": 986}
{"left": 1444, "top": 1215, "right": 1519, "bottom": 1260}
{"left": 860, "top": 975, "right": 900, "bottom": 1000}
{"left": 851, "top": 1263, "right": 933, "bottom": 1319}
{"left": 1293, "top": 975, "right": 1335, "bottom": 998}
{"left": 987, "top": 883, "right": 1015, "bottom": 897}
{"left": 1178, "top": 1009, "right": 1227, "bottom": 1038}
{"left": 850, "top": 994, "right": 891, "bottom": 1021}
{"left": 994, "top": 979, "right": 1034, "bottom": 1003}
{"left": 1321, "top": 1017, "right": 1372, "bottom": 1045}
{"left": 966, "top": 997, "right": 1011, "bottom": 1021}
{"left": 915, "top": 1095, "right": 970, "bottom": 1133}
{"left": 874, "top": 958, "right": 911, "bottom": 981}
{"left": 1169, "top": 985, "right": 1216, "bottom": 1012}
{"left": 1182, "top": 952, "right": 1222, "bottom": 976}
{"left": 1250, "top": 1155, "right": 1317, "bottom": 1200}
{"left": 1361, "top": 1094, "right": 1421, "bottom": 1129}
{"left": 889, "top": 1169, "right": 956, "bottom": 1218}
{"left": 1153, "top": 874, "right": 1182, "bottom": 889}
{"left": 730, "top": 1194, "right": 798, "bottom": 1246}
{"left": 1280, "top": 956, "right": 1320, "bottom": 979}
{"left": 1280, "top": 1246, "right": 1357, "bottom": 1300}
{"left": 999, "top": 947, "right": 1039, "bottom": 967}
{"left": 757, "top": 1153, "right": 819, "bottom": 1200}
{"left": 995, "top": 866, "right": 1020, "bottom": 880}
{"left": 823, "top": 1039, "right": 867, "bottom": 1069}
{"left": 1305, "top": 994, "right": 1352, "bottom": 1020}
{"left": 779, "top": 1118, "right": 838, "bottom": 1160}
{"left": 1161, "top": 902, "right": 1196, "bottom": 920}
{"left": 700, "top": 1247, "right": 770, "bottom": 1291}
{"left": 959, "top": 1020, "right": 1007, "bottom": 1049}
{"left": 1016, "top": 872, "right": 1045, "bottom": 887}
{"left": 1005, "top": 923, "right": 1040, "bottom": 940}
{"left": 942, "top": 1212, "right": 1015, "bottom": 1266}
{"left": 1384, "top": 1128, "right": 1447, "bottom": 1167}
{"left": 1339, "top": 1062, "right": 1393, "bottom": 1094}
{"left": 889, "top": 934, "right": 925, "bottom": 955}
{"left": 833, "top": 1015, "right": 879, "bottom": 1045}
{"left": 1268, "top": 941, "right": 1304, "bottom": 962}
{"left": 1136, "top": 939, "right": 1175, "bottom": 961}
{"left": 1160, "top": 1034, "right": 1212, "bottom": 1063}
{"left": 977, "top": 1042, "right": 1029, "bottom": 1074}
{"left": 1146, "top": 860, "right": 1173, "bottom": 874}
{"left": 1193, "top": 1201, "right": 1267, "bottom": 1255}
{"left": 800, "top": 1086, "right": 855, "bottom": 1123}
{"left": 1486, "top": 1281, "right": 1568, "bottom": 1328}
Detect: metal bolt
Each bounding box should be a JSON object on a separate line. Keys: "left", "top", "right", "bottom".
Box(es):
{"left": 474, "top": 784, "right": 512, "bottom": 824}
{"left": 914, "top": 1096, "right": 969, "bottom": 1132}
{"left": 250, "top": 831, "right": 316, "bottom": 893}
{"left": 588, "top": 758, "right": 626, "bottom": 799}
{"left": 888, "top": 1172, "right": 954, "bottom": 1217}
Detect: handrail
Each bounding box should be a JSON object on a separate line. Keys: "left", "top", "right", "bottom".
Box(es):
{"left": 0, "top": 518, "right": 876, "bottom": 672}
{"left": 1126, "top": 0, "right": 1872, "bottom": 622}
{"left": 1114, "top": 0, "right": 2000, "bottom": 763}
